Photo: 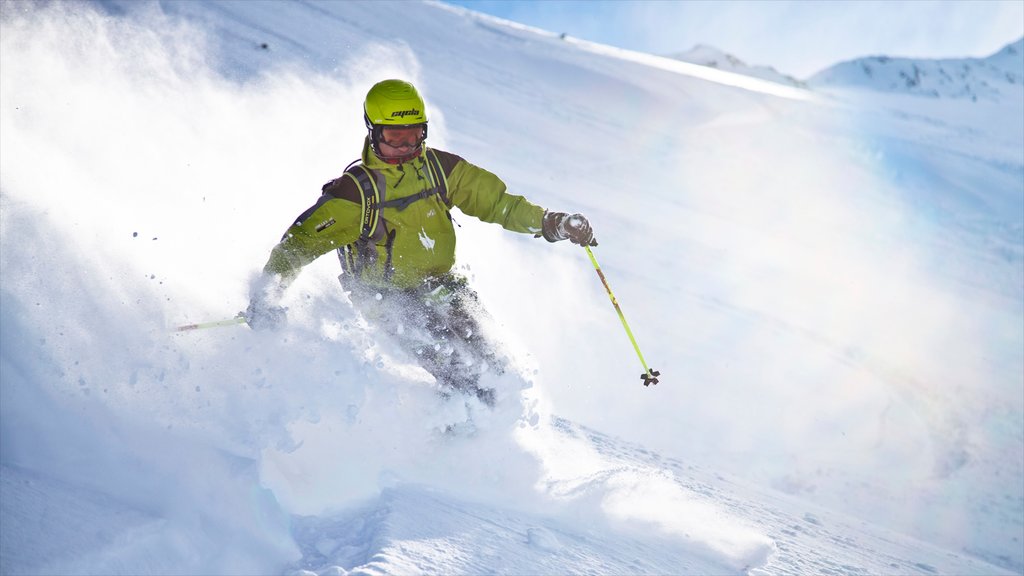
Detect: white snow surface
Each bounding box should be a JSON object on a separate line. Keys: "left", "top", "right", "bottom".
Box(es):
{"left": 1, "top": 1, "right": 1022, "bottom": 574}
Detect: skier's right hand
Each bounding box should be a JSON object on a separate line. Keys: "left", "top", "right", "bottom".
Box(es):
{"left": 542, "top": 211, "right": 597, "bottom": 246}
{"left": 245, "top": 298, "right": 287, "bottom": 331}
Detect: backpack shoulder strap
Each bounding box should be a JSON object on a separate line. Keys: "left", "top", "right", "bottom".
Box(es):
{"left": 329, "top": 161, "right": 386, "bottom": 241}
{"left": 424, "top": 149, "right": 451, "bottom": 207}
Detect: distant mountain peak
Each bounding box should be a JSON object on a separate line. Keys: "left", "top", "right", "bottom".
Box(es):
{"left": 668, "top": 44, "right": 806, "bottom": 89}
{"left": 808, "top": 37, "right": 1024, "bottom": 101}
{"left": 996, "top": 37, "right": 1023, "bottom": 57}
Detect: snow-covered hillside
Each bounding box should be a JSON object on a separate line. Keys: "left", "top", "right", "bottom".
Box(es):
{"left": 810, "top": 37, "right": 1024, "bottom": 101}
{"left": 2, "top": 1, "right": 1022, "bottom": 574}
{"left": 669, "top": 44, "right": 806, "bottom": 88}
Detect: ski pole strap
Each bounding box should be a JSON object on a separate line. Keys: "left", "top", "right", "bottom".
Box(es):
{"left": 584, "top": 245, "right": 660, "bottom": 386}
{"left": 174, "top": 315, "right": 247, "bottom": 332}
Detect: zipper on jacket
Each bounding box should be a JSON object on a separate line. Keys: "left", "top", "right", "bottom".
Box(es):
{"left": 395, "top": 164, "right": 406, "bottom": 188}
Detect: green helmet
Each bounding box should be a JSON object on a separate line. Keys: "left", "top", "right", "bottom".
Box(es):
{"left": 363, "top": 79, "right": 428, "bottom": 158}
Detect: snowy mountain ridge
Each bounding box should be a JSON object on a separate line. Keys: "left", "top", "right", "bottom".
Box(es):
{"left": 810, "top": 37, "right": 1024, "bottom": 101}
{"left": 1, "top": 1, "right": 1021, "bottom": 574}
{"left": 668, "top": 44, "right": 806, "bottom": 88}
{"left": 667, "top": 39, "right": 1024, "bottom": 101}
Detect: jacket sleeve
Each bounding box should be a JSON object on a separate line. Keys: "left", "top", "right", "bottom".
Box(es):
{"left": 262, "top": 188, "right": 363, "bottom": 284}
{"left": 441, "top": 154, "right": 545, "bottom": 235}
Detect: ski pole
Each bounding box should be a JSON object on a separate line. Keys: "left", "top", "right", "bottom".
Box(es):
{"left": 584, "top": 245, "right": 660, "bottom": 386}
{"left": 174, "top": 315, "right": 248, "bottom": 332}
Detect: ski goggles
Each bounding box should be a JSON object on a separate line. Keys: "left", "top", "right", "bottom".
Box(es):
{"left": 379, "top": 124, "right": 427, "bottom": 150}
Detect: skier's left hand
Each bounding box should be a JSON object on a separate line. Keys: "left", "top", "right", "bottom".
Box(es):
{"left": 542, "top": 211, "right": 597, "bottom": 246}
{"left": 245, "top": 298, "right": 287, "bottom": 331}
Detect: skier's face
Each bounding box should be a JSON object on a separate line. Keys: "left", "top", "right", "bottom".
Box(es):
{"left": 379, "top": 125, "right": 425, "bottom": 154}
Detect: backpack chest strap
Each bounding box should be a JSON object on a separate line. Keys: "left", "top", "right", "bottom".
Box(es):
{"left": 380, "top": 188, "right": 439, "bottom": 211}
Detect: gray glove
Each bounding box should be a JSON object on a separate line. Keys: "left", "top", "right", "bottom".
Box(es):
{"left": 542, "top": 211, "right": 597, "bottom": 246}
{"left": 245, "top": 273, "right": 288, "bottom": 331}
{"left": 245, "top": 298, "right": 286, "bottom": 331}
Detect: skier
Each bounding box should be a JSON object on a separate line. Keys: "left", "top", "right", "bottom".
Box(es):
{"left": 246, "top": 79, "right": 595, "bottom": 404}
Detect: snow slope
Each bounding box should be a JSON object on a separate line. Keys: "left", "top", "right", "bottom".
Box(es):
{"left": 1, "top": 1, "right": 1022, "bottom": 574}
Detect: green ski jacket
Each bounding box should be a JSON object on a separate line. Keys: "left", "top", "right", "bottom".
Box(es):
{"left": 263, "top": 140, "right": 545, "bottom": 290}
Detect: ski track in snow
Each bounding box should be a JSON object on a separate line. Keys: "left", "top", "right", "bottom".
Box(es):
{"left": 279, "top": 415, "right": 1013, "bottom": 576}
{"left": 546, "top": 420, "right": 1013, "bottom": 576}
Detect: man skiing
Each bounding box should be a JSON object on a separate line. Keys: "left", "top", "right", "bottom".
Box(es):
{"left": 246, "top": 79, "right": 595, "bottom": 404}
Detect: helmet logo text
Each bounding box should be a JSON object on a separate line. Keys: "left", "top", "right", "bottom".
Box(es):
{"left": 391, "top": 108, "right": 421, "bottom": 119}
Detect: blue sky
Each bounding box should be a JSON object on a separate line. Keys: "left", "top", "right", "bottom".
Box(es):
{"left": 444, "top": 0, "right": 1024, "bottom": 78}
